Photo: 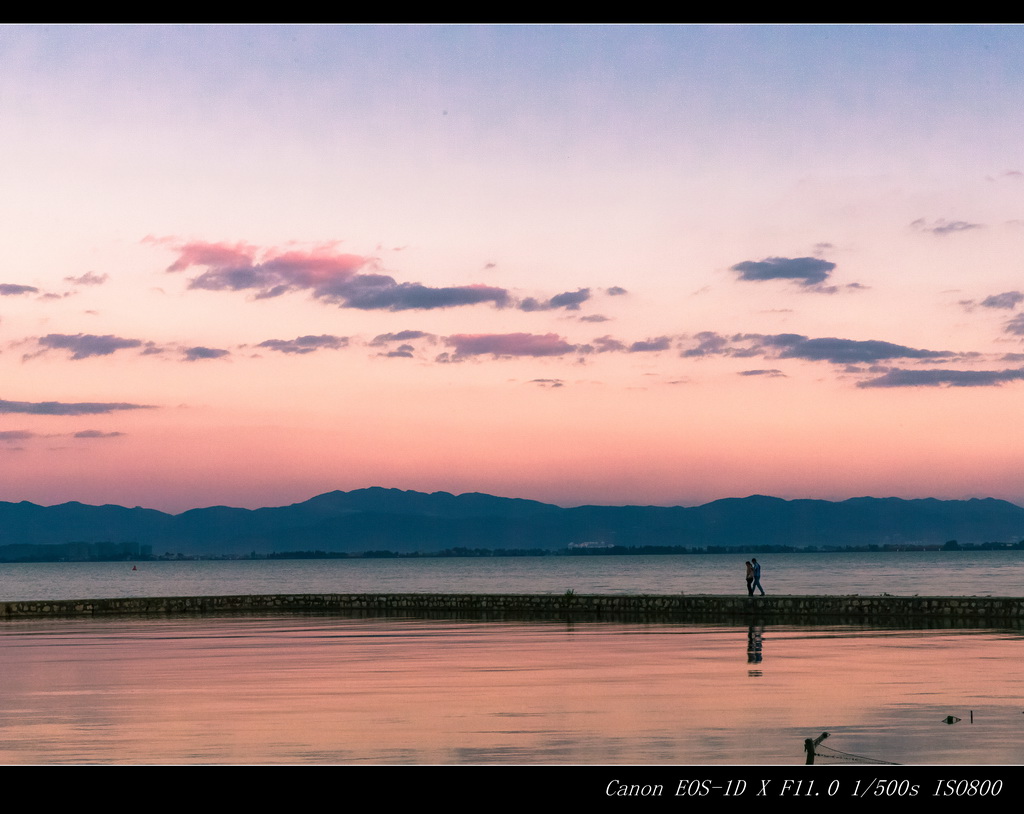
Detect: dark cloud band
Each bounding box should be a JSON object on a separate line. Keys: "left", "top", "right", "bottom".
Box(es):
{"left": 858, "top": 368, "right": 1024, "bottom": 388}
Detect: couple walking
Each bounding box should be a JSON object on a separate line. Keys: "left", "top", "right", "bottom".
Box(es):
{"left": 744, "top": 558, "right": 765, "bottom": 596}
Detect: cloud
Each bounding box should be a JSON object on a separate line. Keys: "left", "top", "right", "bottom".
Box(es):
{"left": 1004, "top": 314, "right": 1024, "bottom": 335}
{"left": 163, "top": 240, "right": 511, "bottom": 311}
{"left": 606, "top": 286, "right": 628, "bottom": 296}
{"left": 182, "top": 346, "right": 230, "bottom": 362}
{"left": 680, "top": 332, "right": 953, "bottom": 365}
{"left": 329, "top": 277, "right": 510, "bottom": 310}
{"left": 0, "top": 430, "right": 36, "bottom": 441}
{"left": 628, "top": 337, "right": 672, "bottom": 353}
{"left": 445, "top": 333, "right": 578, "bottom": 358}
{"left": 64, "top": 272, "right": 109, "bottom": 286}
{"left": 168, "top": 241, "right": 372, "bottom": 299}
{"left": 577, "top": 335, "right": 675, "bottom": 354}
{"left": 0, "top": 284, "right": 39, "bottom": 296}
{"left": 0, "top": 398, "right": 154, "bottom": 415}
{"left": 857, "top": 367, "right": 1024, "bottom": 388}
{"left": 165, "top": 240, "right": 260, "bottom": 273}
{"left": 911, "top": 218, "right": 982, "bottom": 236}
{"left": 549, "top": 288, "right": 590, "bottom": 310}
{"left": 0, "top": 429, "right": 126, "bottom": 444}
{"left": 761, "top": 334, "right": 951, "bottom": 364}
{"left": 579, "top": 314, "right": 611, "bottom": 323}
{"left": 370, "top": 330, "right": 433, "bottom": 346}
{"left": 529, "top": 378, "right": 564, "bottom": 388}
{"left": 681, "top": 331, "right": 732, "bottom": 358}
{"left": 738, "top": 369, "right": 786, "bottom": 377}
{"left": 519, "top": 288, "right": 591, "bottom": 312}
{"left": 981, "top": 291, "right": 1024, "bottom": 310}
{"left": 730, "top": 256, "right": 836, "bottom": 286}
{"left": 256, "top": 335, "right": 348, "bottom": 354}
{"left": 36, "top": 333, "right": 143, "bottom": 360}
{"left": 590, "top": 336, "right": 626, "bottom": 353}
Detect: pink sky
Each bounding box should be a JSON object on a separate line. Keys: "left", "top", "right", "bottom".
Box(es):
{"left": 2, "top": 25, "right": 1024, "bottom": 512}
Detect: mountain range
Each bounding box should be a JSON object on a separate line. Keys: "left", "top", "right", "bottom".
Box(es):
{"left": 2, "top": 488, "right": 1024, "bottom": 558}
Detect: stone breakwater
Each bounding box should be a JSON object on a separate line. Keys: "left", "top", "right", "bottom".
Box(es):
{"left": 1, "top": 593, "right": 1023, "bottom": 623}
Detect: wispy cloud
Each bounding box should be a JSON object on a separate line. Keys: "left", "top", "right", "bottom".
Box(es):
{"left": 738, "top": 369, "right": 786, "bottom": 377}
{"left": 981, "top": 291, "right": 1024, "bottom": 310}
{"left": 911, "top": 218, "right": 982, "bottom": 236}
{"left": 1004, "top": 314, "right": 1024, "bottom": 335}
{"left": 64, "top": 272, "right": 109, "bottom": 286}
{"left": 0, "top": 430, "right": 36, "bottom": 441}
{"left": 182, "top": 346, "right": 230, "bottom": 362}
{"left": 627, "top": 337, "right": 673, "bottom": 353}
{"left": 370, "top": 330, "right": 434, "bottom": 346}
{"left": 0, "top": 398, "right": 154, "bottom": 415}
{"left": 0, "top": 429, "right": 125, "bottom": 444}
{"left": 256, "top": 335, "right": 348, "bottom": 354}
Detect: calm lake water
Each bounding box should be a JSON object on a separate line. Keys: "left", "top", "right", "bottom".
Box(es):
{"left": 0, "top": 550, "right": 1021, "bottom": 601}
{"left": 0, "top": 554, "right": 1021, "bottom": 765}
{"left": 1, "top": 615, "right": 1021, "bottom": 765}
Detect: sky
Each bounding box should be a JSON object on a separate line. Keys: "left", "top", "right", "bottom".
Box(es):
{"left": 2, "top": 24, "right": 1024, "bottom": 513}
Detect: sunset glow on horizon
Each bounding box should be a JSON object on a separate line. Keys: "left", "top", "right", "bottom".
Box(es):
{"left": 3, "top": 24, "right": 1024, "bottom": 513}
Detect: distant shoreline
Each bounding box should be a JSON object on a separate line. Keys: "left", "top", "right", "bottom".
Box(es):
{"left": 4, "top": 541, "right": 1023, "bottom": 564}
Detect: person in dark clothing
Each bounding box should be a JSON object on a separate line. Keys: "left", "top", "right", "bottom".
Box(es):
{"left": 751, "top": 558, "right": 765, "bottom": 595}
{"left": 745, "top": 561, "right": 754, "bottom": 596}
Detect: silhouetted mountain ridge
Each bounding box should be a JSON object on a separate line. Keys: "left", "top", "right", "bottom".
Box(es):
{"left": 1, "top": 488, "right": 1022, "bottom": 557}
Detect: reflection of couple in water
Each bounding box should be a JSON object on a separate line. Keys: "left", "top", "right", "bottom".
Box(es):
{"left": 744, "top": 558, "right": 765, "bottom": 596}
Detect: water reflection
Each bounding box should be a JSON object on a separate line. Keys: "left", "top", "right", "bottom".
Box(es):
{"left": 747, "top": 623, "right": 763, "bottom": 669}
{"left": 0, "top": 614, "right": 1020, "bottom": 765}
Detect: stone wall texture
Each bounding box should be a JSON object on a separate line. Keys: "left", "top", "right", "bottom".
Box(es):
{"left": 2, "top": 593, "right": 1023, "bottom": 623}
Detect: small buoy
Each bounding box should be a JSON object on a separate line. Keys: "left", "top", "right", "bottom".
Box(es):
{"left": 943, "top": 715, "right": 961, "bottom": 725}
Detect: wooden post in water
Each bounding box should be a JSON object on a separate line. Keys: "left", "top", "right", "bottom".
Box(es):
{"left": 804, "top": 731, "right": 830, "bottom": 764}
